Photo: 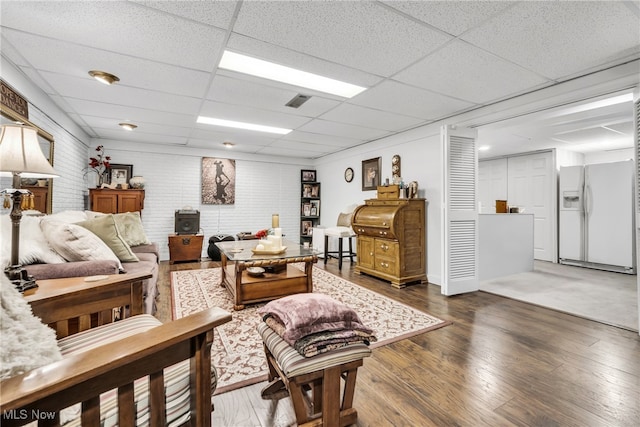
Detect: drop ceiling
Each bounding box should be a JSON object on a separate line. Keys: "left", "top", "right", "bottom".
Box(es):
{"left": 1, "top": 1, "right": 638, "bottom": 159}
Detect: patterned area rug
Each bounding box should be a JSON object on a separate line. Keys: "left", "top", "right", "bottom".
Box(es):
{"left": 171, "top": 266, "right": 449, "bottom": 394}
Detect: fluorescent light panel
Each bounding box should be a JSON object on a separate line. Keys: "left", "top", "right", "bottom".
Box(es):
{"left": 197, "top": 116, "right": 291, "bottom": 134}
{"left": 219, "top": 51, "right": 366, "bottom": 98}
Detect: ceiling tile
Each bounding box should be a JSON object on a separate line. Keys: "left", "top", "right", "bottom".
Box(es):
{"left": 394, "top": 40, "right": 550, "bottom": 104}
{"left": 40, "top": 72, "right": 202, "bottom": 115}
{"left": 296, "top": 119, "right": 390, "bottom": 140}
{"left": 131, "top": 0, "right": 238, "bottom": 29}
{"left": 351, "top": 80, "right": 474, "bottom": 120}
{"left": 383, "top": 0, "right": 516, "bottom": 36}
{"left": 233, "top": 1, "right": 452, "bottom": 76}
{"left": 281, "top": 131, "right": 362, "bottom": 148}
{"left": 3, "top": 30, "right": 211, "bottom": 98}
{"left": 461, "top": 1, "right": 640, "bottom": 79}
{"left": 320, "top": 103, "right": 425, "bottom": 131}
{"left": 0, "top": 1, "right": 226, "bottom": 70}
{"left": 95, "top": 129, "right": 187, "bottom": 145}
{"left": 64, "top": 99, "right": 196, "bottom": 128}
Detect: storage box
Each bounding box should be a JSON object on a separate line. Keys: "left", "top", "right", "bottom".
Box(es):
{"left": 169, "top": 234, "right": 203, "bottom": 264}
{"left": 495, "top": 200, "right": 508, "bottom": 213}
{"left": 377, "top": 185, "right": 400, "bottom": 199}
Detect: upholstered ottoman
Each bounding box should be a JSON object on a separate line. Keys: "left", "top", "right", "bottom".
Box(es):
{"left": 258, "top": 322, "right": 371, "bottom": 426}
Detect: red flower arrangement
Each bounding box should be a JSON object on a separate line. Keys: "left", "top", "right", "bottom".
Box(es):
{"left": 84, "top": 145, "right": 111, "bottom": 186}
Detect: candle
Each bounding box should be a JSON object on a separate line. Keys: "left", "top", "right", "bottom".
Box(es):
{"left": 274, "top": 227, "right": 282, "bottom": 236}
{"left": 267, "top": 235, "right": 282, "bottom": 249}
{"left": 272, "top": 214, "right": 279, "bottom": 228}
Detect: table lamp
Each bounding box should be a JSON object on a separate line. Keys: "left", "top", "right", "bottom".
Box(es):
{"left": 0, "top": 124, "right": 59, "bottom": 291}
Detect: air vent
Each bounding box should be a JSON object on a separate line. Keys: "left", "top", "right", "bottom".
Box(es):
{"left": 285, "top": 94, "right": 311, "bottom": 109}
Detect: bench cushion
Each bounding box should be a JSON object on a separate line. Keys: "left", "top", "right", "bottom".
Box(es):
{"left": 258, "top": 322, "right": 371, "bottom": 378}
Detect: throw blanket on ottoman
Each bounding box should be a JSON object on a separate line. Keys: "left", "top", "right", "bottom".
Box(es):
{"left": 258, "top": 293, "right": 376, "bottom": 357}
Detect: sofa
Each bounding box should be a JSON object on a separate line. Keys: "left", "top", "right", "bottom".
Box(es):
{"left": 0, "top": 210, "right": 159, "bottom": 314}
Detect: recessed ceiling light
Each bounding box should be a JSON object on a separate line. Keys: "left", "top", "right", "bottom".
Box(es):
{"left": 219, "top": 51, "right": 366, "bottom": 98}
{"left": 119, "top": 122, "right": 137, "bottom": 131}
{"left": 197, "top": 116, "right": 291, "bottom": 135}
{"left": 223, "top": 142, "right": 235, "bottom": 148}
{"left": 478, "top": 145, "right": 491, "bottom": 151}
{"left": 88, "top": 70, "right": 120, "bottom": 85}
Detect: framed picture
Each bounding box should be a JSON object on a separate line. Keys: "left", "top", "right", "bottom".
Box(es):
{"left": 202, "top": 157, "right": 236, "bottom": 205}
{"left": 302, "top": 183, "right": 320, "bottom": 198}
{"left": 310, "top": 200, "right": 319, "bottom": 216}
{"left": 302, "top": 203, "right": 311, "bottom": 216}
{"left": 301, "top": 169, "right": 316, "bottom": 182}
{"left": 109, "top": 164, "right": 133, "bottom": 186}
{"left": 301, "top": 220, "right": 313, "bottom": 236}
{"left": 362, "top": 157, "right": 381, "bottom": 191}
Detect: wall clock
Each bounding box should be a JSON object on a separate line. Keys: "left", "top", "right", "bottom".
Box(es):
{"left": 344, "top": 167, "right": 354, "bottom": 183}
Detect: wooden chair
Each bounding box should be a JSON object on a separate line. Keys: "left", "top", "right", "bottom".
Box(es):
{"left": 0, "top": 273, "right": 232, "bottom": 427}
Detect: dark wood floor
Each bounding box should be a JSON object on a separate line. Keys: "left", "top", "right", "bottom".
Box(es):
{"left": 158, "top": 259, "right": 640, "bottom": 426}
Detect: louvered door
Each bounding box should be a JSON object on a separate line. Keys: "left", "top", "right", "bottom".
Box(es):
{"left": 634, "top": 88, "right": 640, "bottom": 335}
{"left": 441, "top": 125, "right": 479, "bottom": 295}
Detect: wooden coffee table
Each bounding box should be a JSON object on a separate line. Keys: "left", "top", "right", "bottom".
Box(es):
{"left": 216, "top": 239, "right": 318, "bottom": 310}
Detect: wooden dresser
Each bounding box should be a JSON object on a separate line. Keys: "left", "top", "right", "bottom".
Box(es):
{"left": 351, "top": 198, "right": 426, "bottom": 288}
{"left": 89, "top": 189, "right": 145, "bottom": 214}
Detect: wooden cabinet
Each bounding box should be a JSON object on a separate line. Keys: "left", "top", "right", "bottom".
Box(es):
{"left": 168, "top": 234, "right": 203, "bottom": 264}
{"left": 352, "top": 198, "right": 426, "bottom": 288}
{"left": 300, "top": 172, "right": 320, "bottom": 244}
{"left": 23, "top": 186, "right": 49, "bottom": 213}
{"left": 89, "top": 189, "right": 145, "bottom": 214}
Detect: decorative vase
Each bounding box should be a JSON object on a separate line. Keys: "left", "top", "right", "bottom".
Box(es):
{"left": 129, "top": 176, "right": 145, "bottom": 189}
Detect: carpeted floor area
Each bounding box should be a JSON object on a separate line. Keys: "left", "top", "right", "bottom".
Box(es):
{"left": 480, "top": 261, "right": 638, "bottom": 331}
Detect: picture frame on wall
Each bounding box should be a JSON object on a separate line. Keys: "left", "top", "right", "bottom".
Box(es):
{"left": 362, "top": 157, "right": 381, "bottom": 191}
{"left": 109, "top": 164, "right": 133, "bottom": 186}
{"left": 301, "top": 169, "right": 316, "bottom": 182}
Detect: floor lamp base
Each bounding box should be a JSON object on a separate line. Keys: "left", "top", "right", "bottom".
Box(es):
{"left": 5, "top": 265, "right": 38, "bottom": 292}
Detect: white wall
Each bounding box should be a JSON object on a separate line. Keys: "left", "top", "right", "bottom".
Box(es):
{"left": 314, "top": 126, "right": 443, "bottom": 285}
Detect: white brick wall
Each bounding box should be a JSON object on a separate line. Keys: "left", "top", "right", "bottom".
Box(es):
{"left": 103, "top": 147, "right": 308, "bottom": 260}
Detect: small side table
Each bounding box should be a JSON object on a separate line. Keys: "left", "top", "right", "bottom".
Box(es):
{"left": 169, "top": 233, "right": 204, "bottom": 264}
{"left": 24, "top": 272, "right": 150, "bottom": 338}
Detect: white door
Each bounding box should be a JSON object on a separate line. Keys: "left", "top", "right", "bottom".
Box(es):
{"left": 478, "top": 158, "right": 508, "bottom": 213}
{"left": 441, "top": 125, "right": 479, "bottom": 296}
{"left": 633, "top": 88, "right": 639, "bottom": 335}
{"left": 507, "top": 151, "right": 556, "bottom": 261}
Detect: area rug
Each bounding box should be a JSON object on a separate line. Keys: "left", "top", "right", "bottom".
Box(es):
{"left": 171, "top": 266, "right": 449, "bottom": 394}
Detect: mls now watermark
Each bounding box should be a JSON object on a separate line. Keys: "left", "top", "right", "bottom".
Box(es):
{"left": 3, "top": 409, "right": 56, "bottom": 421}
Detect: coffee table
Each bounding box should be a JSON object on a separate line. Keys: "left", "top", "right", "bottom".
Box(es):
{"left": 216, "top": 239, "right": 318, "bottom": 310}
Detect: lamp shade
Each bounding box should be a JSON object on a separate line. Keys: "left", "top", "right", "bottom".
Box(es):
{"left": 0, "top": 124, "right": 58, "bottom": 178}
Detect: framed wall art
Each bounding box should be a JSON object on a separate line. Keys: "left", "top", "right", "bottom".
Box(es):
{"left": 301, "top": 169, "right": 316, "bottom": 182}
{"left": 202, "top": 157, "right": 236, "bottom": 205}
{"left": 362, "top": 157, "right": 381, "bottom": 191}
{"left": 108, "top": 164, "right": 133, "bottom": 186}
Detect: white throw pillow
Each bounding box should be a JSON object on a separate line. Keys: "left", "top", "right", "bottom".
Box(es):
{"left": 40, "top": 210, "right": 88, "bottom": 224}
{"left": 0, "top": 214, "right": 66, "bottom": 267}
{"left": 41, "top": 220, "right": 123, "bottom": 270}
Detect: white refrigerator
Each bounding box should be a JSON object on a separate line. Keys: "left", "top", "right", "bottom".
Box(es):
{"left": 559, "top": 160, "right": 636, "bottom": 274}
